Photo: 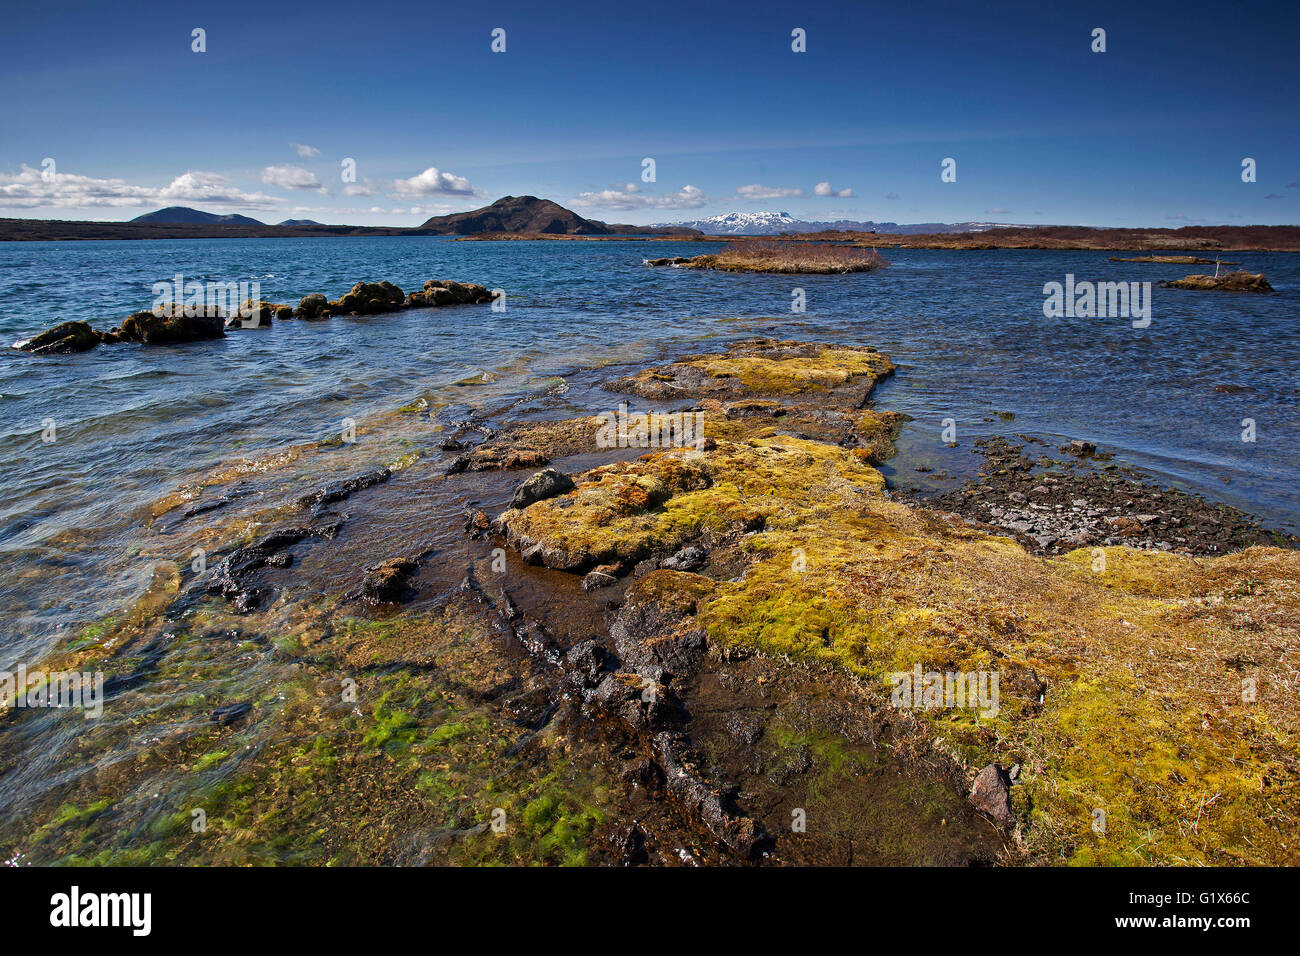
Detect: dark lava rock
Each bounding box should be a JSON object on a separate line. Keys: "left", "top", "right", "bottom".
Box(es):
{"left": 359, "top": 558, "right": 417, "bottom": 603}
{"left": 195, "top": 519, "right": 341, "bottom": 613}
{"left": 661, "top": 544, "right": 708, "bottom": 572}
{"left": 211, "top": 702, "right": 252, "bottom": 726}
{"left": 970, "top": 763, "right": 1015, "bottom": 827}
{"left": 119, "top": 309, "right": 225, "bottom": 345}
{"left": 298, "top": 468, "right": 391, "bottom": 509}
{"left": 503, "top": 687, "right": 555, "bottom": 729}
{"left": 632, "top": 558, "right": 660, "bottom": 577}
{"left": 510, "top": 468, "right": 575, "bottom": 509}
{"left": 296, "top": 293, "right": 330, "bottom": 319}
{"left": 611, "top": 596, "right": 708, "bottom": 680}
{"left": 609, "top": 823, "right": 650, "bottom": 866}
{"left": 16, "top": 320, "right": 101, "bottom": 355}
{"left": 653, "top": 732, "right": 763, "bottom": 858}
{"left": 1159, "top": 271, "right": 1273, "bottom": 293}
{"left": 405, "top": 279, "right": 493, "bottom": 307}
{"left": 561, "top": 639, "right": 608, "bottom": 694}
{"left": 224, "top": 299, "right": 285, "bottom": 329}
{"left": 463, "top": 508, "right": 492, "bottom": 538}
{"left": 331, "top": 281, "right": 405, "bottom": 315}
{"left": 582, "top": 569, "right": 618, "bottom": 591}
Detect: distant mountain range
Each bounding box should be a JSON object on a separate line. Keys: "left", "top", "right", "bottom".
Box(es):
{"left": 651, "top": 211, "right": 1030, "bottom": 235}
{"left": 130, "top": 208, "right": 324, "bottom": 227}
{"left": 114, "top": 201, "right": 1015, "bottom": 238}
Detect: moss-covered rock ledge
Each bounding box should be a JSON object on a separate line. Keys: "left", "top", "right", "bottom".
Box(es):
{"left": 496, "top": 338, "right": 1300, "bottom": 865}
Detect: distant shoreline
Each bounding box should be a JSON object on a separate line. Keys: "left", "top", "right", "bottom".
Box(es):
{"left": 2, "top": 218, "right": 1298, "bottom": 251}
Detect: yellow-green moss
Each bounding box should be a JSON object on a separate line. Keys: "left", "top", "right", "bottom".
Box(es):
{"left": 688, "top": 346, "right": 894, "bottom": 395}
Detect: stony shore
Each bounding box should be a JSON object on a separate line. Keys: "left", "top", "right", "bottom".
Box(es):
{"left": 4, "top": 338, "right": 1297, "bottom": 866}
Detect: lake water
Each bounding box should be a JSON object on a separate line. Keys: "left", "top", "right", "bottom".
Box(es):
{"left": 2, "top": 236, "right": 1297, "bottom": 667}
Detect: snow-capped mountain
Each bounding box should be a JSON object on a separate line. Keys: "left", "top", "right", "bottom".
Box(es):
{"left": 659, "top": 211, "right": 801, "bottom": 235}
{"left": 652, "top": 212, "right": 1030, "bottom": 236}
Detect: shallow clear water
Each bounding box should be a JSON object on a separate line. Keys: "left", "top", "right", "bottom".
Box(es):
{"left": 1, "top": 237, "right": 1297, "bottom": 666}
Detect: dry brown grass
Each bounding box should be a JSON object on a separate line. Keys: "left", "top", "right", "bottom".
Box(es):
{"left": 653, "top": 241, "right": 889, "bottom": 274}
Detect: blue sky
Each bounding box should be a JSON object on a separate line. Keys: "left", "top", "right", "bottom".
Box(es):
{"left": 2, "top": 0, "right": 1296, "bottom": 227}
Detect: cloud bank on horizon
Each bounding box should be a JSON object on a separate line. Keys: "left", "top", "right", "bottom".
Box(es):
{"left": 0, "top": 0, "right": 1296, "bottom": 228}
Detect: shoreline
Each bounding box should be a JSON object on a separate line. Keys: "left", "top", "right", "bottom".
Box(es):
{"left": 3, "top": 337, "right": 1297, "bottom": 865}
{"left": 3, "top": 218, "right": 1299, "bottom": 251}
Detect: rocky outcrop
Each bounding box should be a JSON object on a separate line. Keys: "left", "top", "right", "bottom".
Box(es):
{"left": 405, "top": 279, "right": 493, "bottom": 307}
{"left": 510, "top": 468, "right": 575, "bottom": 509}
{"left": 225, "top": 300, "right": 292, "bottom": 329}
{"left": 16, "top": 277, "right": 493, "bottom": 356}
{"left": 359, "top": 558, "right": 418, "bottom": 603}
{"left": 296, "top": 293, "right": 330, "bottom": 319}
{"left": 118, "top": 309, "right": 225, "bottom": 345}
{"left": 331, "top": 281, "right": 405, "bottom": 315}
{"left": 16, "top": 320, "right": 101, "bottom": 355}
{"left": 1159, "top": 271, "right": 1273, "bottom": 293}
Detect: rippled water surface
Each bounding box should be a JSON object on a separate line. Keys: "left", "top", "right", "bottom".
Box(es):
{"left": 2, "top": 237, "right": 1297, "bottom": 665}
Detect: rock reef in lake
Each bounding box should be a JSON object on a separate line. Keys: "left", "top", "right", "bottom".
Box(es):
{"left": 15, "top": 320, "right": 101, "bottom": 355}
{"left": 118, "top": 308, "right": 225, "bottom": 345}
{"left": 15, "top": 277, "right": 493, "bottom": 354}
{"left": 1158, "top": 270, "right": 1274, "bottom": 293}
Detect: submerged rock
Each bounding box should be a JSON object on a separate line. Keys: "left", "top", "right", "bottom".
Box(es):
{"left": 661, "top": 544, "right": 709, "bottom": 572}
{"left": 15, "top": 320, "right": 100, "bottom": 355}
{"left": 359, "top": 558, "right": 418, "bottom": 603}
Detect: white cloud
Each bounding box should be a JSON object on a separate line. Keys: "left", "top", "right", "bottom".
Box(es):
{"left": 261, "top": 164, "right": 324, "bottom": 192}
{"left": 344, "top": 179, "right": 375, "bottom": 197}
{"left": 0, "top": 165, "right": 280, "bottom": 209}
{"left": 984, "top": 207, "right": 1011, "bottom": 215}
{"left": 392, "top": 167, "right": 475, "bottom": 197}
{"left": 571, "top": 183, "right": 707, "bottom": 210}
{"left": 814, "top": 181, "right": 853, "bottom": 198}
{"left": 737, "top": 183, "right": 803, "bottom": 200}
{"left": 291, "top": 143, "right": 321, "bottom": 158}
